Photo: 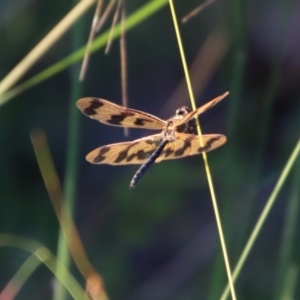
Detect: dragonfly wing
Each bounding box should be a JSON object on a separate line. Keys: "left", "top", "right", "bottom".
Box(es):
{"left": 188, "top": 134, "right": 227, "bottom": 155}
{"left": 155, "top": 133, "right": 226, "bottom": 162}
{"left": 175, "top": 92, "right": 229, "bottom": 127}
{"left": 86, "top": 134, "right": 163, "bottom": 165}
{"left": 77, "top": 97, "right": 166, "bottom": 130}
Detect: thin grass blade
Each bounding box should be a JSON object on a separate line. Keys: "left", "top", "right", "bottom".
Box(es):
{"left": 220, "top": 139, "right": 300, "bottom": 300}
{"left": 0, "top": 234, "right": 85, "bottom": 300}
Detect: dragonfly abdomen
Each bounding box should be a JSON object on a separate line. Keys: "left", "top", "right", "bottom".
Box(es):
{"left": 130, "top": 139, "right": 168, "bottom": 188}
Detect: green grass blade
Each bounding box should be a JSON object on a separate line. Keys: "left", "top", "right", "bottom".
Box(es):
{"left": 0, "top": 234, "right": 85, "bottom": 300}
{"left": 220, "top": 139, "right": 300, "bottom": 300}
{"left": 274, "top": 153, "right": 300, "bottom": 299}
{"left": 0, "top": 254, "right": 41, "bottom": 298}
{"left": 0, "top": 0, "right": 168, "bottom": 107}
{"left": 53, "top": 12, "right": 84, "bottom": 300}
{"left": 279, "top": 265, "right": 298, "bottom": 300}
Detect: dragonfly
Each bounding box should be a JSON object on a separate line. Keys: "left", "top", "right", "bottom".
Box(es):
{"left": 77, "top": 91, "right": 229, "bottom": 187}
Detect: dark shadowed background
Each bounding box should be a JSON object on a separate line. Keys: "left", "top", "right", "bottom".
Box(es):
{"left": 0, "top": 0, "right": 300, "bottom": 299}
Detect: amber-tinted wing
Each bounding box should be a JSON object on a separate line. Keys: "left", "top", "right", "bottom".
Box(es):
{"left": 155, "top": 133, "right": 226, "bottom": 162}
{"left": 175, "top": 92, "right": 229, "bottom": 127}
{"left": 77, "top": 97, "right": 166, "bottom": 130}
{"left": 86, "top": 134, "right": 163, "bottom": 165}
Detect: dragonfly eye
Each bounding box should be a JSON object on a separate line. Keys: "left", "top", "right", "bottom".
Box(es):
{"left": 175, "top": 106, "right": 191, "bottom": 116}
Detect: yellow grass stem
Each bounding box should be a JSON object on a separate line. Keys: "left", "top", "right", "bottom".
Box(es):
{"left": 220, "top": 139, "right": 300, "bottom": 300}
{"left": 168, "top": 1, "right": 236, "bottom": 299}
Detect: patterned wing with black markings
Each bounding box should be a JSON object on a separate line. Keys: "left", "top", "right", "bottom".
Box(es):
{"left": 155, "top": 133, "right": 226, "bottom": 162}
{"left": 85, "top": 134, "right": 163, "bottom": 165}
{"left": 77, "top": 98, "right": 166, "bottom": 130}
{"left": 174, "top": 92, "right": 229, "bottom": 127}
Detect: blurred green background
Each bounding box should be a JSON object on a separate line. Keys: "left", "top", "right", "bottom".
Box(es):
{"left": 0, "top": 0, "right": 300, "bottom": 299}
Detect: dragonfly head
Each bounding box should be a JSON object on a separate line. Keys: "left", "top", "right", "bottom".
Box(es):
{"left": 175, "top": 106, "right": 191, "bottom": 117}
{"left": 173, "top": 106, "right": 198, "bottom": 134}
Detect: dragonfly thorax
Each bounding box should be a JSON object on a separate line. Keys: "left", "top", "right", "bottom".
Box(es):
{"left": 163, "top": 127, "right": 177, "bottom": 141}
